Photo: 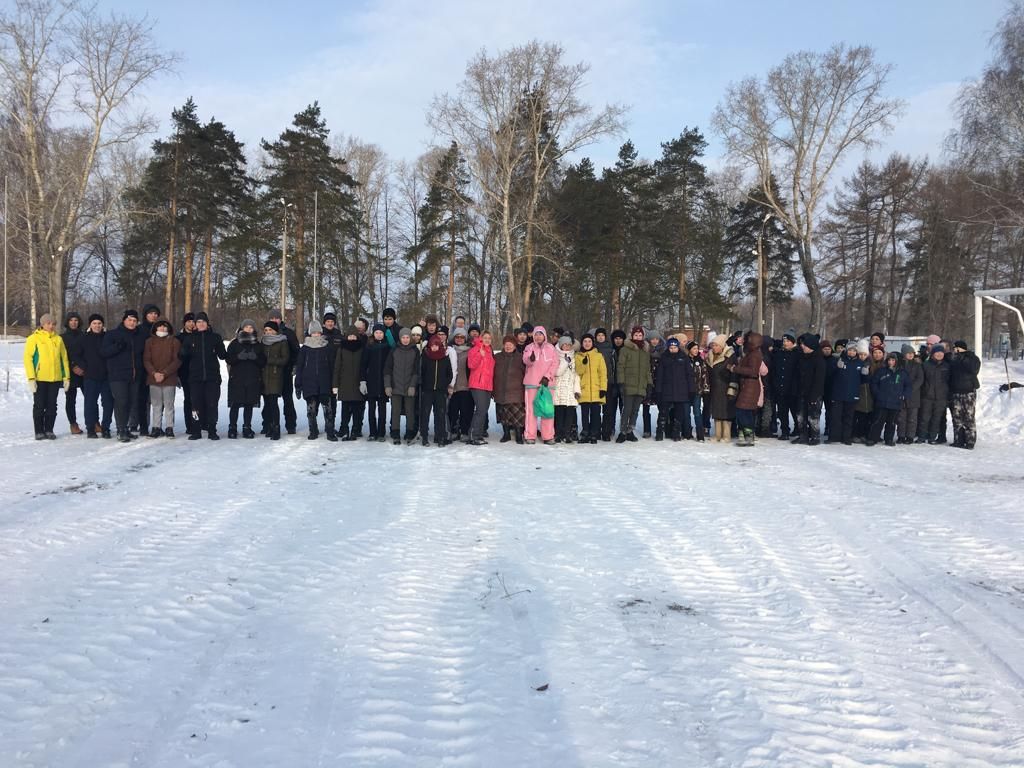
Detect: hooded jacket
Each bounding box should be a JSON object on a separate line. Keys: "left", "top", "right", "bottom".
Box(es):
{"left": 654, "top": 350, "right": 695, "bottom": 403}
{"left": 522, "top": 328, "right": 559, "bottom": 387}
{"left": 294, "top": 335, "right": 334, "bottom": 398}
{"left": 383, "top": 342, "right": 420, "bottom": 394}
{"left": 225, "top": 331, "right": 266, "bottom": 406}
{"left": 708, "top": 345, "right": 736, "bottom": 420}
{"left": 333, "top": 337, "right": 365, "bottom": 401}
{"left": 734, "top": 333, "right": 766, "bottom": 411}
{"left": 467, "top": 338, "right": 496, "bottom": 391}
{"left": 80, "top": 329, "right": 108, "bottom": 382}
{"left": 61, "top": 312, "right": 85, "bottom": 380}
{"left": 180, "top": 327, "right": 227, "bottom": 384}
{"left": 617, "top": 340, "right": 653, "bottom": 397}
{"left": 871, "top": 363, "right": 911, "bottom": 410}
{"left": 903, "top": 358, "right": 924, "bottom": 408}
{"left": 921, "top": 357, "right": 951, "bottom": 402}
{"left": 24, "top": 327, "right": 69, "bottom": 383}
{"left": 830, "top": 352, "right": 867, "bottom": 403}
{"left": 949, "top": 351, "right": 981, "bottom": 394}
{"left": 796, "top": 348, "right": 826, "bottom": 402}
{"left": 100, "top": 322, "right": 144, "bottom": 383}
{"left": 552, "top": 347, "right": 582, "bottom": 406}
{"left": 575, "top": 347, "right": 608, "bottom": 404}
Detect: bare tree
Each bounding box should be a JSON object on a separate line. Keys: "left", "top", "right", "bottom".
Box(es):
{"left": 0, "top": 0, "right": 175, "bottom": 322}
{"left": 337, "top": 136, "right": 389, "bottom": 317}
{"left": 712, "top": 44, "right": 902, "bottom": 330}
{"left": 429, "top": 41, "right": 626, "bottom": 327}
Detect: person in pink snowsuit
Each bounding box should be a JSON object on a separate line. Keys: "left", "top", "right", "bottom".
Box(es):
{"left": 522, "top": 326, "right": 559, "bottom": 443}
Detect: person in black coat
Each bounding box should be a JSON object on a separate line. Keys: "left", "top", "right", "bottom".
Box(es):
{"left": 294, "top": 320, "right": 336, "bottom": 440}
{"left": 225, "top": 319, "right": 267, "bottom": 439}
{"left": 792, "top": 333, "right": 825, "bottom": 445}
{"left": 419, "top": 334, "right": 454, "bottom": 446}
{"left": 770, "top": 333, "right": 800, "bottom": 438}
{"left": 828, "top": 343, "right": 867, "bottom": 445}
{"left": 179, "top": 311, "right": 227, "bottom": 440}
{"left": 361, "top": 324, "right": 392, "bottom": 441}
{"left": 919, "top": 345, "right": 951, "bottom": 444}
{"left": 100, "top": 309, "right": 146, "bottom": 440}
{"left": 600, "top": 329, "right": 626, "bottom": 441}
{"left": 268, "top": 309, "right": 300, "bottom": 434}
{"left": 176, "top": 313, "right": 197, "bottom": 435}
{"left": 80, "top": 313, "right": 113, "bottom": 438}
{"left": 948, "top": 340, "right": 981, "bottom": 449}
{"left": 137, "top": 303, "right": 161, "bottom": 433}
{"left": 653, "top": 338, "right": 696, "bottom": 441}
{"left": 60, "top": 311, "right": 86, "bottom": 433}
{"left": 867, "top": 352, "right": 911, "bottom": 446}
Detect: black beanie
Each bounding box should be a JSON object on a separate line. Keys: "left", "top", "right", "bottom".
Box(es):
{"left": 195, "top": 311, "right": 210, "bottom": 323}
{"left": 182, "top": 312, "right": 196, "bottom": 324}
{"left": 595, "top": 327, "right": 608, "bottom": 337}
{"left": 383, "top": 307, "right": 396, "bottom": 320}
{"left": 87, "top": 313, "right": 104, "bottom": 325}
{"left": 122, "top": 309, "right": 139, "bottom": 321}
{"left": 954, "top": 340, "right": 969, "bottom": 351}
{"left": 264, "top": 320, "right": 280, "bottom": 333}
{"left": 611, "top": 329, "right": 627, "bottom": 341}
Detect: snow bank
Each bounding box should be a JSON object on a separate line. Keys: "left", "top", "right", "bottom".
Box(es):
{"left": 978, "top": 359, "right": 1024, "bottom": 444}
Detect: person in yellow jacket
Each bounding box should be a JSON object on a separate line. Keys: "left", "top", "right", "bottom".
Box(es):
{"left": 575, "top": 332, "right": 608, "bottom": 444}
{"left": 24, "top": 313, "right": 70, "bottom": 440}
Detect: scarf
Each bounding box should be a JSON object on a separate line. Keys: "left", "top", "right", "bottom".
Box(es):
{"left": 303, "top": 335, "right": 328, "bottom": 349}
{"left": 261, "top": 333, "right": 286, "bottom": 346}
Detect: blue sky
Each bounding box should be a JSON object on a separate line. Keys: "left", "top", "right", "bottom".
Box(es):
{"left": 106, "top": 0, "right": 1009, "bottom": 173}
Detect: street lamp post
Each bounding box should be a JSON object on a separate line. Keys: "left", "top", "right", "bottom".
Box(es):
{"left": 280, "top": 199, "right": 292, "bottom": 325}
{"left": 754, "top": 212, "right": 773, "bottom": 335}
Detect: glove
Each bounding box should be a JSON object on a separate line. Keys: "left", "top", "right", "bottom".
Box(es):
{"left": 407, "top": 386, "right": 416, "bottom": 397}
{"left": 332, "top": 387, "right": 339, "bottom": 395}
{"left": 72, "top": 365, "right": 85, "bottom": 377}
{"left": 530, "top": 352, "right": 536, "bottom": 362}
{"left": 359, "top": 381, "right": 368, "bottom": 396}
{"left": 861, "top": 366, "right": 870, "bottom": 375}
{"left": 295, "top": 389, "right": 302, "bottom": 400}
{"left": 63, "top": 380, "right": 70, "bottom": 392}
{"left": 574, "top": 392, "right": 581, "bottom": 401}
{"left": 385, "top": 387, "right": 393, "bottom": 398}
{"left": 540, "top": 377, "right": 549, "bottom": 387}
{"left": 28, "top": 379, "right": 37, "bottom": 394}
{"left": 837, "top": 359, "right": 846, "bottom": 369}
{"left": 599, "top": 389, "right": 607, "bottom": 399}
{"left": 581, "top": 356, "right": 588, "bottom": 365}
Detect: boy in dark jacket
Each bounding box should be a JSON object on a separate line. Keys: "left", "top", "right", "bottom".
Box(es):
{"left": 792, "top": 334, "right": 825, "bottom": 445}
{"left": 948, "top": 340, "right": 981, "bottom": 449}
{"left": 333, "top": 327, "right": 366, "bottom": 441}
{"left": 61, "top": 311, "right": 85, "bottom": 434}
{"left": 653, "top": 338, "right": 695, "bottom": 441}
{"left": 384, "top": 327, "right": 419, "bottom": 444}
{"left": 897, "top": 344, "right": 924, "bottom": 444}
{"left": 828, "top": 343, "right": 866, "bottom": 445}
{"left": 225, "top": 320, "right": 266, "bottom": 439}
{"left": 361, "top": 323, "right": 392, "bottom": 441}
{"left": 420, "top": 334, "right": 454, "bottom": 446}
{"left": 600, "top": 329, "right": 625, "bottom": 441}
{"left": 919, "top": 345, "right": 951, "bottom": 444}
{"left": 179, "top": 311, "right": 227, "bottom": 440}
{"left": 771, "top": 332, "right": 800, "bottom": 438}
{"left": 80, "top": 313, "right": 113, "bottom": 438}
{"left": 294, "top": 321, "right": 335, "bottom": 440}
{"left": 100, "top": 309, "right": 145, "bottom": 441}
{"left": 867, "top": 352, "right": 911, "bottom": 446}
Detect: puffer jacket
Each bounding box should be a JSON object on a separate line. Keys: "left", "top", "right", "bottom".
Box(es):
{"left": 361, "top": 339, "right": 391, "bottom": 399}
{"left": 80, "top": 330, "right": 108, "bottom": 381}
{"left": 180, "top": 328, "right": 226, "bottom": 384}
{"left": 655, "top": 350, "right": 695, "bottom": 402}
{"left": 225, "top": 333, "right": 266, "bottom": 406}
{"left": 492, "top": 351, "right": 526, "bottom": 404}
{"left": 24, "top": 328, "right": 69, "bottom": 383}
{"left": 796, "top": 349, "right": 826, "bottom": 402}
{"left": 100, "top": 324, "right": 145, "bottom": 383}
{"left": 575, "top": 347, "right": 607, "bottom": 403}
{"left": 921, "top": 358, "right": 951, "bottom": 402}
{"left": 949, "top": 351, "right": 980, "bottom": 394}
{"left": 294, "top": 337, "right": 334, "bottom": 398}
{"left": 903, "top": 358, "right": 924, "bottom": 408}
{"left": 467, "top": 339, "right": 495, "bottom": 391}
{"left": 61, "top": 313, "right": 85, "bottom": 381}
{"left": 384, "top": 343, "right": 420, "bottom": 394}
{"left": 830, "top": 353, "right": 867, "bottom": 403}
{"left": 871, "top": 364, "right": 911, "bottom": 410}
{"left": 333, "top": 337, "right": 365, "bottom": 401}
{"left": 552, "top": 350, "right": 581, "bottom": 406}
{"left": 617, "top": 340, "right": 652, "bottom": 396}
{"left": 522, "top": 338, "right": 559, "bottom": 387}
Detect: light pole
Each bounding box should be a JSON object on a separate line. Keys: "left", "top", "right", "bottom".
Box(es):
{"left": 312, "top": 189, "right": 319, "bottom": 321}
{"left": 753, "top": 212, "right": 773, "bottom": 335}
{"left": 280, "top": 199, "right": 293, "bottom": 325}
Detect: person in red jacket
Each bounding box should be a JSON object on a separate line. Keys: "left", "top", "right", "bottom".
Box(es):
{"left": 466, "top": 331, "right": 496, "bottom": 445}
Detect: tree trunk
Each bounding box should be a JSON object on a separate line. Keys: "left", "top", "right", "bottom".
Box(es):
{"left": 798, "top": 237, "right": 824, "bottom": 331}
{"left": 165, "top": 199, "right": 176, "bottom": 322}
{"left": 203, "top": 227, "right": 213, "bottom": 312}
{"left": 184, "top": 237, "right": 195, "bottom": 313}
{"left": 447, "top": 224, "right": 456, "bottom": 322}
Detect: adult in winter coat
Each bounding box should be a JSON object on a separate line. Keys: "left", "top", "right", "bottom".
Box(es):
{"left": 24, "top": 313, "right": 70, "bottom": 440}
{"left": 654, "top": 338, "right": 695, "bottom": 441}
{"left": 176, "top": 313, "right": 197, "bottom": 435}
{"left": 867, "top": 352, "right": 911, "bottom": 446}
{"left": 361, "top": 324, "right": 392, "bottom": 441}
{"left": 733, "top": 332, "right": 766, "bottom": 446}
{"left": 137, "top": 303, "right": 161, "bottom": 433}
{"left": 80, "top": 314, "right": 113, "bottom": 439}
{"left": 420, "top": 333, "right": 454, "bottom": 446}
{"left": 294, "top": 321, "right": 335, "bottom": 440}
{"left": 522, "top": 326, "right": 560, "bottom": 444}
{"left": 919, "top": 345, "right": 951, "bottom": 444}
{"left": 225, "top": 320, "right": 266, "bottom": 439}
{"left": 828, "top": 343, "right": 867, "bottom": 445}
{"left": 601, "top": 330, "right": 626, "bottom": 441}
{"left": 770, "top": 333, "right": 800, "bottom": 438}
{"left": 268, "top": 309, "right": 300, "bottom": 434}
{"left": 948, "top": 340, "right": 981, "bottom": 449}
{"left": 143, "top": 319, "right": 182, "bottom": 438}
{"left": 383, "top": 327, "right": 420, "bottom": 444}
{"left": 101, "top": 309, "right": 145, "bottom": 441}
{"left": 615, "top": 326, "right": 653, "bottom": 443}
{"left": 686, "top": 341, "right": 709, "bottom": 441}
{"left": 575, "top": 333, "right": 608, "bottom": 444}
{"left": 61, "top": 311, "right": 86, "bottom": 434}
{"left": 260, "top": 320, "right": 291, "bottom": 441}
{"left": 792, "top": 334, "right": 826, "bottom": 445}
{"left": 897, "top": 344, "right": 924, "bottom": 443}
{"left": 642, "top": 330, "right": 665, "bottom": 438}
{"left": 466, "top": 332, "right": 496, "bottom": 445}
{"left": 179, "top": 312, "right": 227, "bottom": 440}
{"left": 493, "top": 335, "right": 526, "bottom": 443}
{"left": 447, "top": 327, "right": 475, "bottom": 441}
{"left": 707, "top": 334, "right": 736, "bottom": 442}
{"left": 552, "top": 336, "right": 582, "bottom": 443}
{"left": 333, "top": 327, "right": 366, "bottom": 441}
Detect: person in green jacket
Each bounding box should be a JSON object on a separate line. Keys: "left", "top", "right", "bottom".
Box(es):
{"left": 616, "top": 325, "right": 652, "bottom": 443}
{"left": 24, "top": 313, "right": 71, "bottom": 440}
{"left": 260, "top": 320, "right": 291, "bottom": 440}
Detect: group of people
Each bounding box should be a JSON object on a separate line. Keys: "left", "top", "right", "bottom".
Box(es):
{"left": 22, "top": 306, "right": 982, "bottom": 450}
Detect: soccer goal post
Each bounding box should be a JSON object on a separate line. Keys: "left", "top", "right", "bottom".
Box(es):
{"left": 975, "top": 288, "right": 1024, "bottom": 357}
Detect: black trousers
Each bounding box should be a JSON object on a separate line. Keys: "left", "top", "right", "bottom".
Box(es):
{"left": 83, "top": 378, "right": 113, "bottom": 431}
{"left": 447, "top": 390, "right": 474, "bottom": 435}
{"left": 919, "top": 398, "right": 946, "bottom": 441}
{"left": 795, "top": 399, "right": 823, "bottom": 441}
{"left": 32, "top": 381, "right": 61, "bottom": 434}
{"left": 229, "top": 404, "right": 254, "bottom": 429}
{"left": 580, "top": 402, "right": 601, "bottom": 438}
{"left": 420, "top": 390, "right": 448, "bottom": 443}
{"left": 339, "top": 400, "right": 365, "bottom": 435}
{"left": 109, "top": 379, "right": 140, "bottom": 433}
{"left": 390, "top": 394, "right": 417, "bottom": 438}
{"left": 829, "top": 400, "right": 856, "bottom": 443}
{"left": 869, "top": 407, "right": 899, "bottom": 444}
{"left": 621, "top": 394, "right": 643, "bottom": 435}
{"left": 138, "top": 377, "right": 151, "bottom": 432}
{"left": 366, "top": 397, "right": 388, "bottom": 437}
{"left": 262, "top": 395, "right": 280, "bottom": 429}
{"left": 191, "top": 381, "right": 221, "bottom": 434}
{"left": 281, "top": 367, "right": 297, "bottom": 431}
{"left": 602, "top": 384, "right": 623, "bottom": 438}
{"left": 554, "top": 404, "right": 577, "bottom": 440}
{"left": 64, "top": 377, "right": 81, "bottom": 426}
{"left": 775, "top": 394, "right": 798, "bottom": 435}
{"left": 661, "top": 400, "right": 689, "bottom": 438}
{"left": 181, "top": 380, "right": 196, "bottom": 434}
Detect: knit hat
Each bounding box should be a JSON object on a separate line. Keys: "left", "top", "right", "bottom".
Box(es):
{"left": 631, "top": 325, "right": 645, "bottom": 337}
{"left": 323, "top": 311, "right": 337, "bottom": 323}
{"left": 155, "top": 319, "right": 173, "bottom": 334}
{"left": 122, "top": 309, "right": 139, "bottom": 321}
{"left": 437, "top": 325, "right": 449, "bottom": 336}
{"left": 143, "top": 304, "right": 160, "bottom": 317}
{"left": 901, "top": 343, "right": 915, "bottom": 355}
{"left": 931, "top": 344, "right": 946, "bottom": 354}
{"left": 870, "top": 344, "right": 885, "bottom": 356}
{"left": 801, "top": 333, "right": 820, "bottom": 351}
{"left": 834, "top": 338, "right": 848, "bottom": 349}
{"left": 383, "top": 307, "right": 397, "bottom": 320}
{"left": 926, "top": 334, "right": 941, "bottom": 346}
{"left": 595, "top": 327, "right": 608, "bottom": 338}
{"left": 182, "top": 312, "right": 196, "bottom": 324}
{"left": 468, "top": 322, "right": 481, "bottom": 333}
{"left": 308, "top": 320, "right": 323, "bottom": 335}
{"left": 581, "top": 332, "right": 595, "bottom": 345}
{"left": 264, "top": 320, "right": 280, "bottom": 333}
{"left": 87, "top": 313, "right": 104, "bottom": 325}
{"left": 239, "top": 318, "right": 256, "bottom": 331}
{"left": 887, "top": 351, "right": 900, "bottom": 363}
{"left": 410, "top": 325, "right": 423, "bottom": 336}
{"left": 269, "top": 309, "right": 284, "bottom": 321}
{"left": 38, "top": 313, "right": 54, "bottom": 326}
{"left": 684, "top": 340, "right": 699, "bottom": 351}
{"left": 820, "top": 339, "right": 832, "bottom": 349}
{"left": 871, "top": 331, "right": 886, "bottom": 342}
{"left": 611, "top": 329, "right": 627, "bottom": 342}
{"left": 399, "top": 327, "right": 412, "bottom": 339}
{"left": 372, "top": 322, "right": 385, "bottom": 334}
{"left": 557, "top": 335, "right": 573, "bottom": 348}
{"left": 646, "top": 329, "right": 662, "bottom": 342}
{"left": 782, "top": 330, "right": 797, "bottom": 344}
{"left": 195, "top": 311, "right": 210, "bottom": 324}
{"left": 954, "top": 340, "right": 968, "bottom": 351}
{"left": 521, "top": 321, "right": 534, "bottom": 334}
{"left": 452, "top": 327, "right": 468, "bottom": 340}
{"left": 666, "top": 338, "right": 681, "bottom": 349}
{"left": 855, "top": 338, "right": 870, "bottom": 355}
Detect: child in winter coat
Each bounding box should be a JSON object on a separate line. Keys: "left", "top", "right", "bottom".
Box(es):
{"left": 575, "top": 333, "right": 608, "bottom": 444}
{"left": 792, "top": 334, "right": 825, "bottom": 445}
{"left": 383, "top": 327, "right": 420, "bottom": 444}
{"left": 260, "top": 320, "right": 291, "bottom": 440}
{"left": 361, "top": 324, "right": 392, "bottom": 441}
{"left": 143, "top": 319, "right": 181, "bottom": 438}
{"left": 867, "top": 352, "right": 911, "bottom": 446}
{"left": 294, "top": 321, "right": 335, "bottom": 440}
{"left": 552, "top": 336, "right": 582, "bottom": 442}
{"left": 686, "top": 341, "right": 709, "bottom": 441}
{"left": 919, "top": 345, "right": 951, "bottom": 444}
{"left": 522, "top": 326, "right": 559, "bottom": 445}
{"left": 226, "top": 319, "right": 267, "bottom": 439}
{"left": 654, "top": 337, "right": 695, "bottom": 441}
{"left": 616, "top": 326, "right": 653, "bottom": 443}
{"left": 420, "top": 334, "right": 454, "bottom": 446}
{"left": 333, "top": 327, "right": 366, "bottom": 441}
{"left": 829, "top": 342, "right": 868, "bottom": 445}
{"left": 897, "top": 344, "right": 923, "bottom": 444}
{"left": 642, "top": 330, "right": 665, "bottom": 437}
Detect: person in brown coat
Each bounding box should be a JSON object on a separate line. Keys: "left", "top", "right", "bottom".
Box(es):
{"left": 733, "top": 331, "right": 766, "bottom": 446}
{"left": 143, "top": 319, "right": 182, "bottom": 437}
{"left": 492, "top": 335, "right": 526, "bottom": 443}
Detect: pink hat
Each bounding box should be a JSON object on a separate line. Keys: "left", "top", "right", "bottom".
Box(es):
{"left": 926, "top": 334, "right": 941, "bottom": 346}
{"left": 532, "top": 326, "right": 547, "bottom": 338}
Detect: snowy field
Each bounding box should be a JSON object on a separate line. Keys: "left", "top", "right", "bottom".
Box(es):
{"left": 1, "top": 343, "right": 1023, "bottom": 768}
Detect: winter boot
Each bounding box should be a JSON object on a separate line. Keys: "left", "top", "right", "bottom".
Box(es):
{"left": 208, "top": 430, "right": 220, "bottom": 441}
{"left": 500, "top": 427, "right": 512, "bottom": 443}
{"left": 308, "top": 426, "right": 319, "bottom": 440}
{"left": 616, "top": 433, "right": 627, "bottom": 444}
{"left": 34, "top": 432, "right": 45, "bottom": 441}
{"left": 87, "top": 430, "right": 98, "bottom": 439}
{"left": 118, "top": 430, "right": 132, "bottom": 443}
{"left": 164, "top": 428, "right": 175, "bottom": 439}
{"left": 99, "top": 427, "right": 111, "bottom": 438}
{"left": 515, "top": 429, "right": 524, "bottom": 445}
{"left": 70, "top": 422, "right": 83, "bottom": 435}
{"left": 149, "top": 428, "right": 163, "bottom": 438}
{"left": 242, "top": 425, "right": 255, "bottom": 439}
{"left": 227, "top": 426, "right": 238, "bottom": 439}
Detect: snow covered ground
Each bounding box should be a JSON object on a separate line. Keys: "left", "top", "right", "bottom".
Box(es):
{"left": 1, "top": 345, "right": 1023, "bottom": 767}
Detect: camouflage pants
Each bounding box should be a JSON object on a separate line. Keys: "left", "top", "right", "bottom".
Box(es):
{"left": 949, "top": 392, "right": 977, "bottom": 447}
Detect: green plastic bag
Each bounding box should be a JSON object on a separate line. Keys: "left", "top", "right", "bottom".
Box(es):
{"left": 533, "top": 384, "right": 554, "bottom": 419}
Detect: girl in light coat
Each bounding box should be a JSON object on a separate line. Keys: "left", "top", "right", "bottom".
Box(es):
{"left": 552, "top": 335, "right": 582, "bottom": 442}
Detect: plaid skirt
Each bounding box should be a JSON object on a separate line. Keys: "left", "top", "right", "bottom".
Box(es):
{"left": 497, "top": 403, "right": 526, "bottom": 429}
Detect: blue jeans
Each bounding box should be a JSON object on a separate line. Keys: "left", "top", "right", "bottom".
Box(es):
{"left": 687, "top": 396, "right": 703, "bottom": 438}
{"left": 83, "top": 378, "right": 113, "bottom": 430}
